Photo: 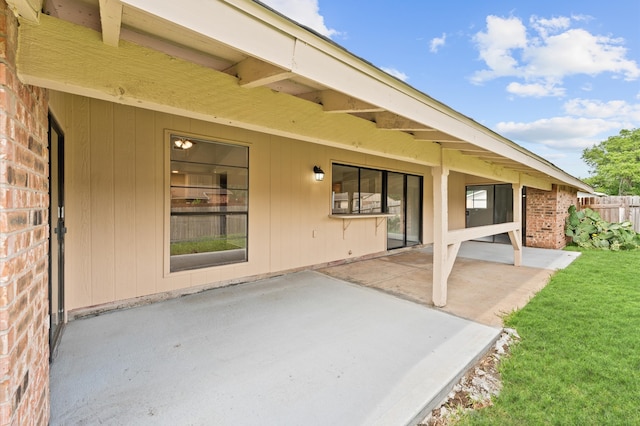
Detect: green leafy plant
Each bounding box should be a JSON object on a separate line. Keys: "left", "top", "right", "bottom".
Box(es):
{"left": 565, "top": 205, "right": 640, "bottom": 250}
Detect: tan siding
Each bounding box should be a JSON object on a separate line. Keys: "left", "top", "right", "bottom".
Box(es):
{"left": 134, "top": 108, "right": 158, "bottom": 297}
{"left": 50, "top": 92, "right": 445, "bottom": 311}
{"left": 114, "top": 105, "right": 137, "bottom": 301}
{"left": 90, "top": 100, "right": 116, "bottom": 305}
{"left": 422, "top": 173, "right": 434, "bottom": 244}
{"left": 448, "top": 172, "right": 467, "bottom": 230}
{"left": 69, "top": 95, "right": 93, "bottom": 308}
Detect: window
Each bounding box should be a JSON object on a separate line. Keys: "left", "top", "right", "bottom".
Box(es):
{"left": 331, "top": 163, "right": 423, "bottom": 249}
{"left": 331, "top": 164, "right": 383, "bottom": 214}
{"left": 169, "top": 134, "right": 248, "bottom": 272}
{"left": 466, "top": 189, "right": 488, "bottom": 209}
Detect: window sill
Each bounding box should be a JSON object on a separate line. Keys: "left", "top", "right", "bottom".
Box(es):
{"left": 328, "top": 213, "right": 395, "bottom": 219}
{"left": 329, "top": 214, "right": 394, "bottom": 237}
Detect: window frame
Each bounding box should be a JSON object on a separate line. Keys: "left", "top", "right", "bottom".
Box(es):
{"left": 331, "top": 163, "right": 385, "bottom": 215}
{"left": 164, "top": 130, "right": 250, "bottom": 275}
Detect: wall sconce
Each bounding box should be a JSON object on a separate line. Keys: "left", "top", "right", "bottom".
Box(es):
{"left": 313, "top": 166, "right": 325, "bottom": 181}
{"left": 174, "top": 139, "right": 194, "bottom": 150}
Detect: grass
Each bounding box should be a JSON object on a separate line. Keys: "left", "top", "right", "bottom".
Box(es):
{"left": 170, "top": 236, "right": 245, "bottom": 256}
{"left": 460, "top": 249, "right": 640, "bottom": 425}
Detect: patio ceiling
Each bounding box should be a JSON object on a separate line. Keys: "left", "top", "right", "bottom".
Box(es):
{"left": 16, "top": 0, "right": 590, "bottom": 191}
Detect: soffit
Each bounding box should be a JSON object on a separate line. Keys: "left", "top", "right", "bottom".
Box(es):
{"left": 38, "top": 0, "right": 591, "bottom": 192}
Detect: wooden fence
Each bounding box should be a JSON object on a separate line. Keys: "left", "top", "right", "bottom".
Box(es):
{"left": 578, "top": 196, "right": 640, "bottom": 232}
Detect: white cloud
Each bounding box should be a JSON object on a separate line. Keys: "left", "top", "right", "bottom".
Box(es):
{"left": 523, "top": 29, "right": 640, "bottom": 80}
{"left": 430, "top": 33, "right": 447, "bottom": 53}
{"left": 381, "top": 67, "right": 409, "bottom": 81}
{"left": 529, "top": 15, "right": 570, "bottom": 38}
{"left": 496, "top": 98, "right": 640, "bottom": 150}
{"left": 506, "top": 82, "right": 565, "bottom": 98}
{"left": 563, "top": 99, "right": 640, "bottom": 122}
{"left": 261, "top": 0, "right": 338, "bottom": 38}
{"left": 496, "top": 117, "right": 619, "bottom": 148}
{"left": 471, "top": 15, "right": 640, "bottom": 96}
{"left": 471, "top": 16, "right": 527, "bottom": 82}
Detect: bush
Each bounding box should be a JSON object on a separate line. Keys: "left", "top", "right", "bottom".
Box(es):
{"left": 565, "top": 205, "right": 640, "bottom": 250}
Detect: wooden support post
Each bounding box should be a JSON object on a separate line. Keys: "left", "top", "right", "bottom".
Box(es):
{"left": 511, "top": 183, "right": 523, "bottom": 266}
{"left": 432, "top": 166, "right": 449, "bottom": 307}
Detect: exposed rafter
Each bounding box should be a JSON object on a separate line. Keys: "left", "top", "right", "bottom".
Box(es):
{"left": 99, "top": 0, "right": 123, "bottom": 47}
{"left": 375, "top": 112, "right": 434, "bottom": 131}
{"left": 318, "top": 90, "right": 384, "bottom": 113}
{"left": 413, "top": 130, "right": 462, "bottom": 143}
{"left": 234, "top": 57, "right": 294, "bottom": 88}
{"left": 6, "top": 0, "right": 42, "bottom": 22}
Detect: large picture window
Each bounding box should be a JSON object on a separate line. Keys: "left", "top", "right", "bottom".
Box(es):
{"left": 169, "top": 134, "right": 248, "bottom": 272}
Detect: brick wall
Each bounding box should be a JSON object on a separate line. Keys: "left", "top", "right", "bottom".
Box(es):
{"left": 0, "top": 3, "right": 50, "bottom": 425}
{"left": 525, "top": 184, "right": 577, "bottom": 249}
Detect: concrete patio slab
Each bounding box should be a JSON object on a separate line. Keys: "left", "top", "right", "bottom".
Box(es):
{"left": 320, "top": 242, "right": 579, "bottom": 327}
{"left": 51, "top": 271, "right": 499, "bottom": 426}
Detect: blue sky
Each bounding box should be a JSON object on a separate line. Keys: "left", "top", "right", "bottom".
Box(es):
{"left": 261, "top": 0, "right": 640, "bottom": 179}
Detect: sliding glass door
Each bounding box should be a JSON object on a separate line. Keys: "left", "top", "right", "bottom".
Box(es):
{"left": 387, "top": 173, "right": 422, "bottom": 249}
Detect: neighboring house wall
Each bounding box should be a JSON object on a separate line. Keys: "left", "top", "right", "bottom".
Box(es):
{"left": 50, "top": 91, "right": 474, "bottom": 312}
{"left": 525, "top": 185, "right": 577, "bottom": 249}
{"left": 0, "top": 4, "right": 49, "bottom": 425}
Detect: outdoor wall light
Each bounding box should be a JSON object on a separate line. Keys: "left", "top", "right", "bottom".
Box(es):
{"left": 313, "top": 166, "right": 325, "bottom": 181}
{"left": 174, "top": 139, "right": 194, "bottom": 150}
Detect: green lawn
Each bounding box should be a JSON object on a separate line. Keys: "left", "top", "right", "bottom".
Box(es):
{"left": 170, "top": 236, "right": 245, "bottom": 256}
{"left": 461, "top": 249, "right": 640, "bottom": 425}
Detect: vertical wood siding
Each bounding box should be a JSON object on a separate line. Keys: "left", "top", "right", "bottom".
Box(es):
{"left": 49, "top": 92, "right": 439, "bottom": 310}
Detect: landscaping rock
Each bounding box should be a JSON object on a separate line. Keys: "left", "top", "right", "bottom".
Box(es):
{"left": 419, "top": 328, "right": 520, "bottom": 425}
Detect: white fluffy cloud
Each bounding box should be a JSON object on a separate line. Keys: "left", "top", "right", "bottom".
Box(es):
{"left": 472, "top": 16, "right": 527, "bottom": 82}
{"left": 496, "top": 117, "right": 619, "bottom": 148}
{"left": 496, "top": 99, "right": 640, "bottom": 149}
{"left": 506, "top": 82, "right": 565, "bottom": 98}
{"left": 430, "top": 33, "right": 447, "bottom": 53}
{"left": 563, "top": 99, "right": 640, "bottom": 122}
{"left": 471, "top": 15, "right": 640, "bottom": 96}
{"left": 261, "top": 0, "right": 338, "bottom": 38}
{"left": 381, "top": 67, "right": 409, "bottom": 81}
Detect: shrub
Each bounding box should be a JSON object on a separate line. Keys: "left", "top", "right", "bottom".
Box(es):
{"left": 565, "top": 205, "right": 640, "bottom": 250}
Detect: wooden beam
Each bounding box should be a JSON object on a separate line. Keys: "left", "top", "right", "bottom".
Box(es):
{"left": 236, "top": 57, "right": 294, "bottom": 88}
{"left": 17, "top": 14, "right": 442, "bottom": 166}
{"left": 6, "top": 0, "right": 42, "bottom": 22}
{"left": 443, "top": 149, "right": 520, "bottom": 184}
{"left": 320, "top": 90, "right": 384, "bottom": 113}
{"left": 375, "top": 112, "right": 434, "bottom": 131}
{"left": 447, "top": 222, "right": 520, "bottom": 245}
{"left": 413, "top": 130, "right": 461, "bottom": 142}
{"left": 99, "top": 0, "right": 123, "bottom": 47}
{"left": 511, "top": 183, "right": 523, "bottom": 266}
{"left": 520, "top": 173, "right": 552, "bottom": 191}
{"left": 432, "top": 166, "right": 449, "bottom": 307}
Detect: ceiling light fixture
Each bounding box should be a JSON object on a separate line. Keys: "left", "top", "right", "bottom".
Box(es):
{"left": 174, "top": 139, "right": 194, "bottom": 150}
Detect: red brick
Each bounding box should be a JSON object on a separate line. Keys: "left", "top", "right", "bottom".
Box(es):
{"left": 0, "top": 310, "right": 7, "bottom": 332}
{"left": 0, "top": 3, "right": 50, "bottom": 424}
{"left": 0, "top": 327, "right": 14, "bottom": 356}
{"left": 525, "top": 185, "right": 577, "bottom": 249}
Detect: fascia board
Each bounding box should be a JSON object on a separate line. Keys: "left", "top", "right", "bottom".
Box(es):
{"left": 116, "top": 0, "right": 592, "bottom": 192}
{"left": 120, "top": 0, "right": 297, "bottom": 69}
